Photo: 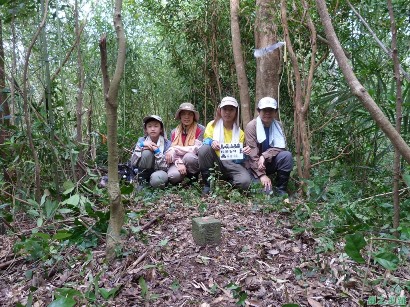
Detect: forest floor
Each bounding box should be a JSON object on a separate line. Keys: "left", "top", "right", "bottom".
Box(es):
{"left": 0, "top": 187, "right": 409, "bottom": 307}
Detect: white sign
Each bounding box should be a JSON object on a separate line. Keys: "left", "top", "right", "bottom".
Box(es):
{"left": 220, "top": 143, "right": 243, "bottom": 160}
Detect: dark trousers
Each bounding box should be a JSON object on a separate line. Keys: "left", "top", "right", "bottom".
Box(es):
{"left": 198, "top": 145, "right": 251, "bottom": 190}
{"left": 265, "top": 151, "right": 293, "bottom": 175}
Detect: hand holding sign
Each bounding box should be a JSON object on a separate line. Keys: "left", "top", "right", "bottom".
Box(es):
{"left": 220, "top": 143, "right": 243, "bottom": 160}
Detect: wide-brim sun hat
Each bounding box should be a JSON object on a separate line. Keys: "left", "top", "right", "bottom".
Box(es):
{"left": 175, "top": 102, "right": 200, "bottom": 122}
{"left": 219, "top": 96, "right": 239, "bottom": 108}
{"left": 258, "top": 97, "right": 278, "bottom": 110}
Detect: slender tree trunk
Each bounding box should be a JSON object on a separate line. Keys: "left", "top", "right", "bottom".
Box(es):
{"left": 40, "top": 0, "right": 59, "bottom": 194}
{"left": 281, "top": 0, "right": 317, "bottom": 180}
{"left": 75, "top": 0, "right": 85, "bottom": 177}
{"left": 99, "top": 0, "right": 126, "bottom": 262}
{"left": 22, "top": 0, "right": 50, "bottom": 201}
{"left": 254, "top": 0, "right": 281, "bottom": 109}
{"left": 387, "top": 0, "right": 402, "bottom": 235}
{"left": 230, "top": 0, "right": 251, "bottom": 127}
{"left": 0, "top": 20, "right": 10, "bottom": 147}
{"left": 11, "top": 17, "right": 17, "bottom": 126}
{"left": 315, "top": 0, "right": 410, "bottom": 164}
{"left": 0, "top": 20, "right": 9, "bottom": 233}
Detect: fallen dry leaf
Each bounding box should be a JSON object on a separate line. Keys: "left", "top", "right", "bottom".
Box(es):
{"left": 308, "top": 297, "right": 323, "bottom": 307}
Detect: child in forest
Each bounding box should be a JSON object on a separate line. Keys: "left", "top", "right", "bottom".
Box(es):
{"left": 165, "top": 102, "right": 205, "bottom": 184}
{"left": 198, "top": 96, "right": 251, "bottom": 195}
{"left": 130, "top": 115, "right": 171, "bottom": 188}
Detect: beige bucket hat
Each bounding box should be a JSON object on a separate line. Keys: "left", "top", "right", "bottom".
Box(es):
{"left": 175, "top": 102, "right": 200, "bottom": 122}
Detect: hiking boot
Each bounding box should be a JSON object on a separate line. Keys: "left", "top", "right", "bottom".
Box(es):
{"left": 201, "top": 170, "right": 211, "bottom": 195}
{"left": 202, "top": 185, "right": 211, "bottom": 195}
{"left": 275, "top": 170, "right": 290, "bottom": 196}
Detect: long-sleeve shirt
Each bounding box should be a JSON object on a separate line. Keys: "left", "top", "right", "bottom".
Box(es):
{"left": 244, "top": 118, "right": 286, "bottom": 178}
{"left": 130, "top": 136, "right": 171, "bottom": 171}
{"left": 166, "top": 124, "right": 205, "bottom": 164}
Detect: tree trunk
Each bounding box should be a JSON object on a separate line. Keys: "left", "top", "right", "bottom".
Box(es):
{"left": 387, "top": 0, "right": 402, "bottom": 235}
{"left": 230, "top": 0, "right": 251, "bottom": 127}
{"left": 281, "top": 0, "right": 317, "bottom": 180}
{"left": 99, "top": 0, "right": 126, "bottom": 262}
{"left": 75, "top": 0, "right": 85, "bottom": 178}
{"left": 315, "top": 0, "right": 410, "bottom": 165}
{"left": 40, "top": 0, "right": 59, "bottom": 195}
{"left": 22, "top": 0, "right": 50, "bottom": 201}
{"left": 254, "top": 0, "right": 281, "bottom": 109}
{"left": 0, "top": 20, "right": 8, "bottom": 233}
{"left": 0, "top": 20, "right": 10, "bottom": 147}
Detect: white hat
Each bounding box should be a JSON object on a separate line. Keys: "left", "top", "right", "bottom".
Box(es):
{"left": 143, "top": 115, "right": 164, "bottom": 126}
{"left": 258, "top": 97, "right": 278, "bottom": 110}
{"left": 219, "top": 96, "right": 239, "bottom": 108}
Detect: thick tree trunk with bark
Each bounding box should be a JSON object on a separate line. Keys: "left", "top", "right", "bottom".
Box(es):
{"left": 254, "top": 0, "right": 281, "bottom": 107}
{"left": 99, "top": 0, "right": 126, "bottom": 262}
{"left": 315, "top": 0, "right": 410, "bottom": 165}
{"left": 230, "top": 0, "right": 251, "bottom": 127}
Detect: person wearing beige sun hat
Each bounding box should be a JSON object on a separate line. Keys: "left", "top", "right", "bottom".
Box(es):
{"left": 165, "top": 102, "right": 205, "bottom": 185}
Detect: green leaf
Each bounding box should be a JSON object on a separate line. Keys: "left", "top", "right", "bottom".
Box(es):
{"left": 121, "top": 184, "right": 134, "bottom": 195}
{"left": 40, "top": 190, "right": 50, "bottom": 206}
{"left": 345, "top": 232, "right": 366, "bottom": 263}
{"left": 373, "top": 252, "right": 399, "bottom": 270}
{"left": 52, "top": 232, "right": 72, "bottom": 240}
{"left": 32, "top": 232, "right": 50, "bottom": 240}
{"left": 282, "top": 304, "right": 300, "bottom": 307}
{"left": 57, "top": 208, "right": 72, "bottom": 214}
{"left": 139, "top": 277, "right": 148, "bottom": 298}
{"left": 45, "top": 200, "right": 59, "bottom": 219}
{"left": 37, "top": 218, "right": 43, "bottom": 227}
{"left": 159, "top": 239, "right": 168, "bottom": 246}
{"left": 329, "top": 168, "right": 338, "bottom": 177}
{"left": 98, "top": 287, "right": 120, "bottom": 300}
{"left": 47, "top": 297, "right": 76, "bottom": 307}
{"left": 27, "top": 209, "right": 40, "bottom": 217}
{"left": 54, "top": 288, "right": 82, "bottom": 298}
{"left": 27, "top": 199, "right": 39, "bottom": 207}
{"left": 62, "top": 194, "right": 80, "bottom": 206}
{"left": 170, "top": 279, "right": 180, "bottom": 291}
{"left": 62, "top": 186, "right": 75, "bottom": 195}
{"left": 63, "top": 181, "right": 75, "bottom": 194}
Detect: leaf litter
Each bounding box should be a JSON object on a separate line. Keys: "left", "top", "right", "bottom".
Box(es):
{"left": 0, "top": 192, "right": 409, "bottom": 306}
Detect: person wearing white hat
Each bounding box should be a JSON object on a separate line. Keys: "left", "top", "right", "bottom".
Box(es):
{"left": 198, "top": 96, "right": 251, "bottom": 195}
{"left": 165, "top": 102, "right": 205, "bottom": 184}
{"left": 244, "top": 97, "right": 293, "bottom": 195}
{"left": 130, "top": 115, "right": 171, "bottom": 189}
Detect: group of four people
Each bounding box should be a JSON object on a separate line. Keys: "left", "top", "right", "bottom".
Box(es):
{"left": 130, "top": 96, "right": 293, "bottom": 196}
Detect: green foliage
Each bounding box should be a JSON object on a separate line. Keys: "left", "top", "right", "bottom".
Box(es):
{"left": 373, "top": 251, "right": 399, "bottom": 271}
{"left": 345, "top": 232, "right": 366, "bottom": 263}
{"left": 226, "top": 282, "right": 247, "bottom": 306}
